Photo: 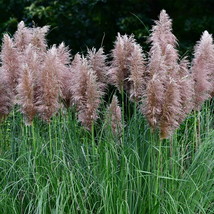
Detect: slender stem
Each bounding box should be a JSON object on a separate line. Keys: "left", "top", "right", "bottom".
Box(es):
{"left": 197, "top": 111, "right": 201, "bottom": 148}
{"left": 91, "top": 121, "right": 96, "bottom": 156}
{"left": 193, "top": 110, "right": 198, "bottom": 152}
{"left": 155, "top": 139, "right": 162, "bottom": 207}
{"left": 49, "top": 123, "right": 53, "bottom": 159}
{"left": 11, "top": 109, "right": 16, "bottom": 161}
{"left": 121, "top": 86, "right": 125, "bottom": 144}
{"left": 91, "top": 122, "right": 95, "bottom": 143}
{"left": 148, "top": 129, "right": 153, "bottom": 213}
{"left": 134, "top": 101, "right": 137, "bottom": 121}
{"left": 31, "top": 121, "right": 36, "bottom": 152}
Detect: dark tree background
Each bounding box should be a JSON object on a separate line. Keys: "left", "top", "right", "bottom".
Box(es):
{"left": 0, "top": 0, "right": 214, "bottom": 55}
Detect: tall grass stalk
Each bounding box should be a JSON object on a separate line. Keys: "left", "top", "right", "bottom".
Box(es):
{"left": 0, "top": 102, "right": 213, "bottom": 214}
{"left": 121, "top": 86, "right": 125, "bottom": 144}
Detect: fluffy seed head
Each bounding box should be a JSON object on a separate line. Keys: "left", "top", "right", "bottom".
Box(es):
{"left": 149, "top": 10, "right": 177, "bottom": 53}
{"left": 128, "top": 43, "right": 146, "bottom": 102}
{"left": 191, "top": 31, "right": 214, "bottom": 109}
{"left": 108, "top": 33, "right": 135, "bottom": 92}
{"left": 1, "top": 34, "right": 21, "bottom": 99}
{"left": 35, "top": 47, "right": 62, "bottom": 122}
{"left": 159, "top": 77, "right": 182, "bottom": 139}
{"left": 71, "top": 56, "right": 102, "bottom": 130}
{"left": 87, "top": 47, "right": 108, "bottom": 91}
{"left": 107, "top": 95, "right": 122, "bottom": 136}
{"left": 143, "top": 73, "right": 165, "bottom": 129}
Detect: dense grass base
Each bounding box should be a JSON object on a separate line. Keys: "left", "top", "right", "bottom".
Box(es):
{"left": 0, "top": 104, "right": 214, "bottom": 214}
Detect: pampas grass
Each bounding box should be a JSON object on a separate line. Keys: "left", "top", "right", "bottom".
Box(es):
{"left": 0, "top": 10, "right": 213, "bottom": 138}
{"left": 14, "top": 21, "right": 33, "bottom": 52}
{"left": 14, "top": 21, "right": 49, "bottom": 54}
{"left": 1, "top": 34, "right": 21, "bottom": 100}
{"left": 178, "top": 58, "right": 194, "bottom": 123}
{"left": 143, "top": 73, "right": 165, "bottom": 130}
{"left": 191, "top": 31, "right": 214, "bottom": 110}
{"left": 108, "top": 33, "right": 135, "bottom": 92}
{"left": 71, "top": 56, "right": 103, "bottom": 130}
{"left": 87, "top": 47, "right": 108, "bottom": 91}
{"left": 0, "top": 11, "right": 214, "bottom": 214}
{"left": 107, "top": 95, "right": 122, "bottom": 136}
{"left": 128, "top": 43, "right": 146, "bottom": 102}
{"left": 159, "top": 77, "right": 182, "bottom": 139}
{"left": 35, "top": 47, "right": 62, "bottom": 122}
{"left": 16, "top": 45, "right": 39, "bottom": 125}
{"left": 149, "top": 9, "right": 177, "bottom": 53}
{"left": 0, "top": 75, "right": 13, "bottom": 121}
{"left": 55, "top": 43, "right": 72, "bottom": 106}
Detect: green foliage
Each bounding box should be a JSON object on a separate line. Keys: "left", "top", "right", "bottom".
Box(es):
{"left": 0, "top": 102, "right": 213, "bottom": 213}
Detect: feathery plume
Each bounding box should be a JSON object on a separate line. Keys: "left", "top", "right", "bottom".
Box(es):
{"left": 35, "top": 47, "right": 62, "bottom": 122}
{"left": 55, "top": 43, "right": 72, "bottom": 106}
{"left": 87, "top": 47, "right": 108, "bottom": 90}
{"left": 147, "top": 43, "right": 178, "bottom": 80}
{"left": 17, "top": 64, "right": 36, "bottom": 125}
{"left": 0, "top": 71, "right": 13, "bottom": 121}
{"left": 147, "top": 43, "right": 163, "bottom": 79}
{"left": 177, "top": 58, "right": 194, "bottom": 123}
{"left": 149, "top": 9, "right": 177, "bottom": 53}
{"left": 145, "top": 10, "right": 182, "bottom": 136}
{"left": 65, "top": 53, "right": 82, "bottom": 107}
{"left": 31, "top": 25, "right": 49, "bottom": 52}
{"left": 14, "top": 21, "right": 49, "bottom": 57}
{"left": 16, "top": 45, "right": 40, "bottom": 125}
{"left": 71, "top": 53, "right": 82, "bottom": 69}
{"left": 56, "top": 42, "right": 71, "bottom": 65}
{"left": 108, "top": 33, "right": 135, "bottom": 92}
{"left": 1, "top": 34, "right": 21, "bottom": 99}
{"left": 164, "top": 44, "right": 179, "bottom": 77}
{"left": 71, "top": 56, "right": 102, "bottom": 130}
{"left": 107, "top": 95, "right": 122, "bottom": 136}
{"left": 191, "top": 31, "right": 214, "bottom": 110}
{"left": 159, "top": 77, "right": 182, "bottom": 139}
{"left": 14, "top": 21, "right": 33, "bottom": 52}
{"left": 128, "top": 43, "right": 146, "bottom": 102}
{"left": 143, "top": 73, "right": 165, "bottom": 129}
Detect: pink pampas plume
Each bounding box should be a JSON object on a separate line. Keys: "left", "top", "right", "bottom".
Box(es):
{"left": 164, "top": 44, "right": 179, "bottom": 77}
{"left": 147, "top": 43, "right": 163, "bottom": 79}
{"left": 71, "top": 53, "right": 82, "bottom": 69}
{"left": 1, "top": 34, "right": 21, "bottom": 99}
{"left": 71, "top": 56, "right": 102, "bottom": 130}
{"left": 31, "top": 25, "right": 49, "bottom": 52}
{"left": 147, "top": 43, "right": 179, "bottom": 81}
{"left": 0, "top": 72, "right": 13, "bottom": 121}
{"left": 177, "top": 58, "right": 194, "bottom": 123}
{"left": 149, "top": 9, "right": 177, "bottom": 53}
{"left": 16, "top": 45, "right": 40, "bottom": 125}
{"left": 14, "top": 21, "right": 33, "bottom": 52}
{"left": 128, "top": 43, "right": 146, "bottom": 102}
{"left": 17, "top": 64, "right": 36, "bottom": 125}
{"left": 107, "top": 95, "right": 122, "bottom": 136}
{"left": 143, "top": 43, "right": 166, "bottom": 129}
{"left": 87, "top": 47, "right": 108, "bottom": 91}
{"left": 65, "top": 53, "right": 82, "bottom": 107}
{"left": 14, "top": 21, "right": 49, "bottom": 57}
{"left": 143, "top": 73, "right": 165, "bottom": 129}
{"left": 159, "top": 77, "right": 183, "bottom": 139}
{"left": 191, "top": 31, "right": 214, "bottom": 110}
{"left": 56, "top": 43, "right": 71, "bottom": 65}
{"left": 55, "top": 43, "right": 72, "bottom": 106}
{"left": 108, "top": 33, "right": 135, "bottom": 92}
{"left": 35, "top": 46, "right": 62, "bottom": 122}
